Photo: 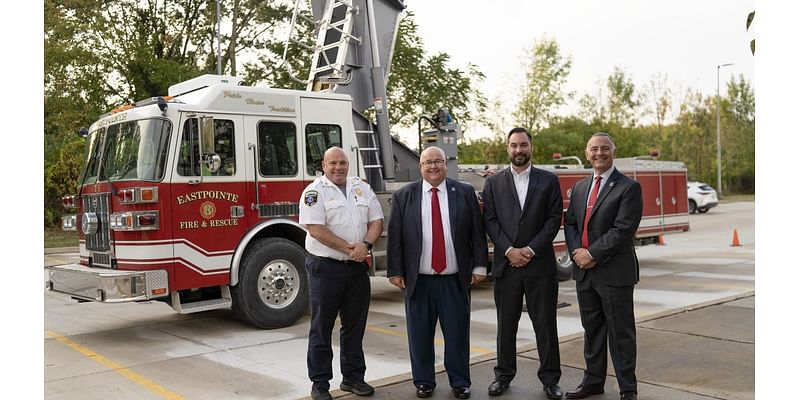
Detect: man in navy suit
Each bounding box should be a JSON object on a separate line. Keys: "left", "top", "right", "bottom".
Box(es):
{"left": 387, "top": 146, "right": 489, "bottom": 399}
{"left": 482, "top": 127, "right": 564, "bottom": 399}
{"left": 564, "top": 133, "right": 643, "bottom": 400}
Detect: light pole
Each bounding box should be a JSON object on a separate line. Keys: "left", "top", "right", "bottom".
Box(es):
{"left": 716, "top": 63, "right": 733, "bottom": 197}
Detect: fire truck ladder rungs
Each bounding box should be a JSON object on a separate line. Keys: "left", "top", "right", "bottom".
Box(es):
{"left": 279, "top": 0, "right": 316, "bottom": 85}
{"left": 355, "top": 129, "right": 383, "bottom": 180}
{"left": 307, "top": 0, "right": 361, "bottom": 90}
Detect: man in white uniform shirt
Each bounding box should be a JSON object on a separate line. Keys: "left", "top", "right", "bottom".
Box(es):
{"left": 299, "top": 147, "right": 384, "bottom": 400}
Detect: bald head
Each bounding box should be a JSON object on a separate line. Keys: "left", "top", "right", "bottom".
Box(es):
{"left": 322, "top": 146, "right": 349, "bottom": 185}
{"left": 419, "top": 146, "right": 448, "bottom": 186}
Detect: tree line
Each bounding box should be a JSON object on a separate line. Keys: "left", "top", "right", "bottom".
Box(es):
{"left": 44, "top": 1, "right": 753, "bottom": 227}
{"left": 459, "top": 38, "right": 754, "bottom": 196}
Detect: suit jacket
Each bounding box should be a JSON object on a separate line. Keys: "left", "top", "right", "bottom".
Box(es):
{"left": 564, "top": 167, "right": 643, "bottom": 286}
{"left": 482, "top": 166, "right": 563, "bottom": 278}
{"left": 387, "top": 178, "right": 489, "bottom": 297}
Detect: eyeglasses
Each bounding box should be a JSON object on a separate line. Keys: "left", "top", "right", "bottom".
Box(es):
{"left": 421, "top": 159, "right": 446, "bottom": 167}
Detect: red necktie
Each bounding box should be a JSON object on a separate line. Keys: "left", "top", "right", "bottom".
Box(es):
{"left": 430, "top": 187, "right": 446, "bottom": 273}
{"left": 581, "top": 176, "right": 602, "bottom": 248}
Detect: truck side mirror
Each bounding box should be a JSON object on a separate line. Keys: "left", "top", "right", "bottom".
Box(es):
{"left": 200, "top": 117, "right": 215, "bottom": 156}
{"left": 198, "top": 116, "right": 221, "bottom": 174}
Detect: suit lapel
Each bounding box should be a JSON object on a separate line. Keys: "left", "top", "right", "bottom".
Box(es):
{"left": 412, "top": 181, "right": 423, "bottom": 244}
{"left": 446, "top": 179, "right": 458, "bottom": 241}
{"left": 591, "top": 168, "right": 620, "bottom": 218}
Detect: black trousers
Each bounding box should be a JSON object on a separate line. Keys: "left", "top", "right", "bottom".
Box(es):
{"left": 306, "top": 256, "right": 371, "bottom": 389}
{"left": 576, "top": 273, "right": 637, "bottom": 393}
{"left": 406, "top": 274, "right": 471, "bottom": 388}
{"left": 493, "top": 268, "right": 562, "bottom": 385}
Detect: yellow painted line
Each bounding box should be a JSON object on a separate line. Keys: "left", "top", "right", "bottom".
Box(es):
{"left": 367, "top": 325, "right": 492, "bottom": 354}
{"left": 46, "top": 330, "right": 184, "bottom": 400}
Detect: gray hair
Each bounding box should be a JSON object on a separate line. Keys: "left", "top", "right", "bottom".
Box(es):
{"left": 588, "top": 132, "right": 616, "bottom": 150}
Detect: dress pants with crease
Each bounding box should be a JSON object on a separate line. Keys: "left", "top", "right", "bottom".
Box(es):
{"left": 405, "top": 274, "right": 471, "bottom": 389}
{"left": 493, "top": 267, "right": 561, "bottom": 385}
{"left": 576, "top": 271, "right": 637, "bottom": 393}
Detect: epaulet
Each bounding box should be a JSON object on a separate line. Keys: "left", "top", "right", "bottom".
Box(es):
{"left": 350, "top": 176, "right": 363, "bottom": 184}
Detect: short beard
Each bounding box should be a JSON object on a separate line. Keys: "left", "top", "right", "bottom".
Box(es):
{"left": 511, "top": 154, "right": 530, "bottom": 167}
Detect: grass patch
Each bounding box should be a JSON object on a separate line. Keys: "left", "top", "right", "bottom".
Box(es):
{"left": 720, "top": 193, "right": 755, "bottom": 202}
{"left": 45, "top": 226, "right": 79, "bottom": 248}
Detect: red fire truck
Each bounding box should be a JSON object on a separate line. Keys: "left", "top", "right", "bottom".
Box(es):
{"left": 459, "top": 157, "right": 690, "bottom": 281}
{"left": 48, "top": 0, "right": 690, "bottom": 329}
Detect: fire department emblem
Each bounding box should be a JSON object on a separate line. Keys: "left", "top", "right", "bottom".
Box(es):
{"left": 304, "top": 190, "right": 318, "bottom": 206}
{"left": 200, "top": 201, "right": 216, "bottom": 220}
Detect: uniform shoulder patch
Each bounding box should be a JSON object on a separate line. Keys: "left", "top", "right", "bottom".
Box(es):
{"left": 304, "top": 190, "right": 319, "bottom": 206}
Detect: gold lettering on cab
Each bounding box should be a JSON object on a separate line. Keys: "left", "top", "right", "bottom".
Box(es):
{"left": 179, "top": 220, "right": 199, "bottom": 229}
{"left": 268, "top": 105, "right": 295, "bottom": 113}
{"left": 176, "top": 191, "right": 239, "bottom": 205}
{"left": 223, "top": 91, "right": 242, "bottom": 99}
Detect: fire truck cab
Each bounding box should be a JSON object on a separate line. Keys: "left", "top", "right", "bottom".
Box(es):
{"left": 51, "top": 75, "right": 374, "bottom": 328}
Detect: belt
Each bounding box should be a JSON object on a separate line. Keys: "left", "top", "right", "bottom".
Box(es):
{"left": 308, "top": 253, "right": 365, "bottom": 266}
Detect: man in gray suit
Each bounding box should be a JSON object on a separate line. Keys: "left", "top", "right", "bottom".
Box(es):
{"left": 564, "top": 132, "right": 643, "bottom": 400}
{"left": 387, "top": 146, "right": 488, "bottom": 399}
{"left": 482, "top": 127, "right": 564, "bottom": 399}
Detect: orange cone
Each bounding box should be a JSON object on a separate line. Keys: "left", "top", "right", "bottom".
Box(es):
{"left": 731, "top": 229, "right": 741, "bottom": 247}
{"left": 657, "top": 235, "right": 665, "bottom": 245}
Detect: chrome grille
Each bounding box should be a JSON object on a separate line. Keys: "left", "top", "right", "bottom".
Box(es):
{"left": 258, "top": 202, "right": 299, "bottom": 218}
{"left": 91, "top": 252, "right": 112, "bottom": 267}
{"left": 82, "top": 194, "right": 111, "bottom": 252}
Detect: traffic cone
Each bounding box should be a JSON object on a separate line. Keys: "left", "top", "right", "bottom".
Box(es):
{"left": 731, "top": 229, "right": 741, "bottom": 247}
{"left": 657, "top": 235, "right": 665, "bottom": 245}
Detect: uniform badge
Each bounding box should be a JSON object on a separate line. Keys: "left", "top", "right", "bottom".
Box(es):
{"left": 354, "top": 187, "right": 364, "bottom": 197}
{"left": 304, "top": 190, "right": 319, "bottom": 206}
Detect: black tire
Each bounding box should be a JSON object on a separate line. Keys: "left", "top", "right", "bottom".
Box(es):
{"left": 231, "top": 238, "right": 308, "bottom": 329}
{"left": 556, "top": 251, "right": 574, "bottom": 281}
{"left": 688, "top": 200, "right": 697, "bottom": 214}
{"left": 698, "top": 207, "right": 709, "bottom": 214}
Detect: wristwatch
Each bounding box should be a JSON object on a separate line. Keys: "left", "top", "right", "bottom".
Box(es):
{"left": 363, "top": 240, "right": 373, "bottom": 250}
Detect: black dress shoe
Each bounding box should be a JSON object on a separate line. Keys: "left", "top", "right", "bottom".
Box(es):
{"left": 416, "top": 384, "right": 434, "bottom": 398}
{"left": 620, "top": 392, "right": 637, "bottom": 400}
{"left": 310, "top": 387, "right": 333, "bottom": 400}
{"left": 565, "top": 383, "right": 604, "bottom": 399}
{"left": 453, "top": 387, "right": 471, "bottom": 399}
{"left": 544, "top": 384, "right": 563, "bottom": 399}
{"left": 341, "top": 380, "right": 375, "bottom": 396}
{"left": 488, "top": 380, "right": 509, "bottom": 396}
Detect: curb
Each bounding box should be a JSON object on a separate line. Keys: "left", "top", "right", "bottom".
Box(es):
{"left": 44, "top": 247, "right": 79, "bottom": 255}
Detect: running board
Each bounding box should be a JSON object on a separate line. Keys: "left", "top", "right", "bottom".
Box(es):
{"left": 170, "top": 286, "right": 232, "bottom": 314}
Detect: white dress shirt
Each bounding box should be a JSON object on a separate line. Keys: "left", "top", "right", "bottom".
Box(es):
{"left": 419, "top": 180, "right": 459, "bottom": 275}
{"left": 510, "top": 164, "right": 531, "bottom": 210}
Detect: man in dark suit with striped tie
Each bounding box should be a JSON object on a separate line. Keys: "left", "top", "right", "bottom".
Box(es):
{"left": 564, "top": 132, "right": 643, "bottom": 400}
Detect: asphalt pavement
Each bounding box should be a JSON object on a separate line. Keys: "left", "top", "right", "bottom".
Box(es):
{"left": 332, "top": 294, "right": 755, "bottom": 400}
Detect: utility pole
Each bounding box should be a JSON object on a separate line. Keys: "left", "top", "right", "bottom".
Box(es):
{"left": 716, "top": 63, "right": 733, "bottom": 196}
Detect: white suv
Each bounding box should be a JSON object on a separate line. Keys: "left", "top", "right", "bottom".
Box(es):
{"left": 687, "top": 181, "right": 718, "bottom": 214}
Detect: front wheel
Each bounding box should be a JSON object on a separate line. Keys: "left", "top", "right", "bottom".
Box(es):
{"left": 556, "top": 251, "right": 574, "bottom": 281}
{"left": 698, "top": 207, "right": 709, "bottom": 214}
{"left": 232, "top": 238, "right": 309, "bottom": 329}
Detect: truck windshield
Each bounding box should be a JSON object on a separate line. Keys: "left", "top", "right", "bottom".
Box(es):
{"left": 80, "top": 119, "right": 172, "bottom": 184}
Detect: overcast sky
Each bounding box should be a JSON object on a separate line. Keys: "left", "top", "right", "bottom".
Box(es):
{"left": 404, "top": 0, "right": 755, "bottom": 139}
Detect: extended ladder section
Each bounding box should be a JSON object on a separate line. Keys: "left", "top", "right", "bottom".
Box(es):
{"left": 307, "top": 0, "right": 360, "bottom": 89}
